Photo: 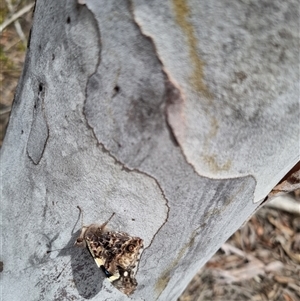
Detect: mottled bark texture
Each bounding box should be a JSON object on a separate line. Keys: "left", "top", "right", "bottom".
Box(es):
{"left": 1, "top": 0, "right": 298, "bottom": 300}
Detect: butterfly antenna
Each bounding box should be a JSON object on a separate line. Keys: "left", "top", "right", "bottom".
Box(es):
{"left": 102, "top": 212, "right": 115, "bottom": 228}
{"left": 107, "top": 212, "right": 115, "bottom": 223}
{"left": 77, "top": 205, "right": 84, "bottom": 228}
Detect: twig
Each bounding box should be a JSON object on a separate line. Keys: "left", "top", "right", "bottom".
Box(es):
{"left": 0, "top": 2, "right": 34, "bottom": 33}
{"left": 266, "top": 194, "right": 300, "bottom": 216}
{"left": 4, "top": 0, "right": 27, "bottom": 44}
{"left": 0, "top": 107, "right": 12, "bottom": 116}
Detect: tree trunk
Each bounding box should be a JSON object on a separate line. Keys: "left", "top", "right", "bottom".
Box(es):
{"left": 1, "top": 0, "right": 298, "bottom": 300}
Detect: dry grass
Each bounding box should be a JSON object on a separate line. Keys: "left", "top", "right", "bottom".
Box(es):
{"left": 178, "top": 204, "right": 300, "bottom": 301}
{"left": 0, "top": 0, "right": 33, "bottom": 145}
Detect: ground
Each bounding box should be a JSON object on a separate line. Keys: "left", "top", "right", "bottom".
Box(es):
{"left": 1, "top": 3, "right": 299, "bottom": 300}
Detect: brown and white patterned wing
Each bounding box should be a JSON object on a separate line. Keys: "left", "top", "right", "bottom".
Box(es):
{"left": 75, "top": 218, "right": 143, "bottom": 296}
{"left": 110, "top": 268, "right": 138, "bottom": 296}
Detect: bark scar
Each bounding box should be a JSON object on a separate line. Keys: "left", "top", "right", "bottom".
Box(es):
{"left": 27, "top": 82, "right": 49, "bottom": 165}
{"left": 82, "top": 1, "right": 170, "bottom": 249}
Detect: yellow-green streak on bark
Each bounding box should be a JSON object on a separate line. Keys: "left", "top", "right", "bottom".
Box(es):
{"left": 172, "top": 0, "right": 211, "bottom": 98}
{"left": 155, "top": 229, "right": 199, "bottom": 298}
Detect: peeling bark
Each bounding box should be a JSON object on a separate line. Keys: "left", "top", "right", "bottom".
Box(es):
{"left": 1, "top": 0, "right": 299, "bottom": 300}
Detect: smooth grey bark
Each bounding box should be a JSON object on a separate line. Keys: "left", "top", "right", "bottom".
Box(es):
{"left": 1, "top": 0, "right": 298, "bottom": 300}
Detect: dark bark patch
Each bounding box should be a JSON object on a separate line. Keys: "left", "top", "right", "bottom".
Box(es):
{"left": 27, "top": 82, "right": 49, "bottom": 165}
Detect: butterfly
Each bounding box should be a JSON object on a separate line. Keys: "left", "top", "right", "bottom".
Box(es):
{"left": 75, "top": 211, "right": 143, "bottom": 296}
